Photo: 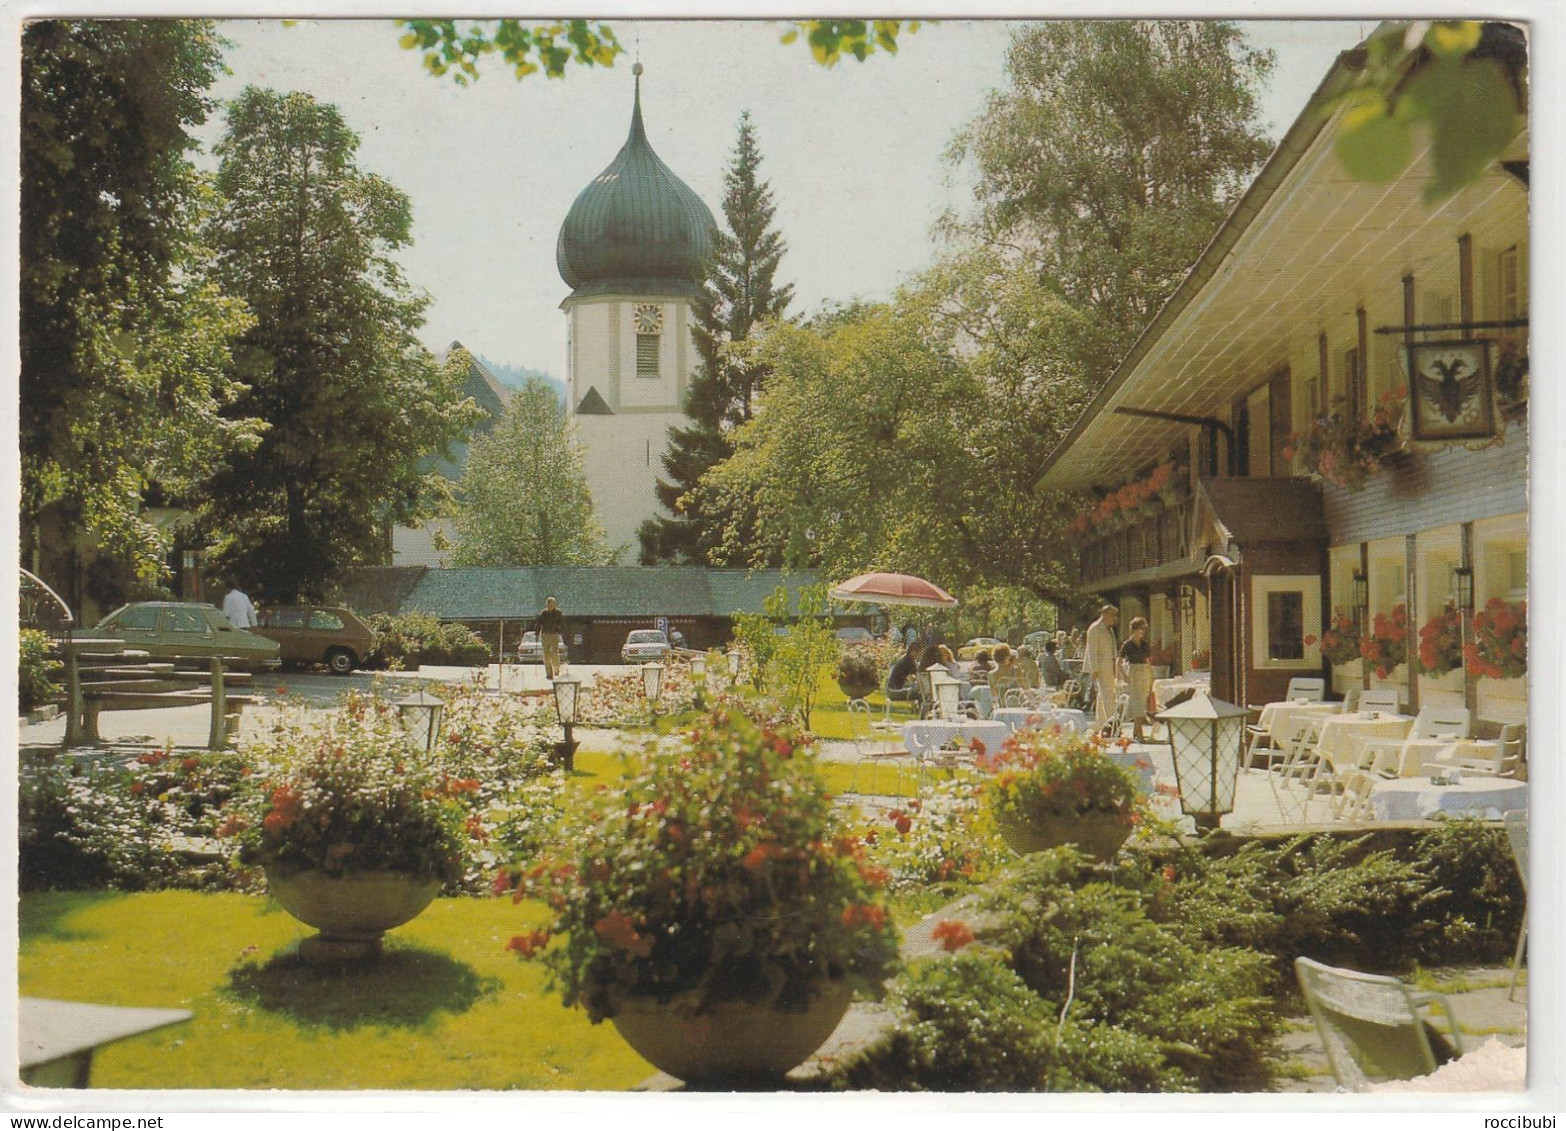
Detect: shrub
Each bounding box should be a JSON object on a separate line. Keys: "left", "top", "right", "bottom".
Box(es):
{"left": 18, "top": 628, "right": 62, "bottom": 712}
{"left": 226, "top": 692, "right": 471, "bottom": 884}
{"left": 364, "top": 612, "right": 488, "bottom": 669}
{"left": 835, "top": 847, "right": 1277, "bottom": 1092}
{"left": 856, "top": 778, "right": 1008, "bottom": 892}
{"left": 499, "top": 699, "right": 900, "bottom": 1022}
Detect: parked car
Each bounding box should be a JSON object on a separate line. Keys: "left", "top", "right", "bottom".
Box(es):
{"left": 508, "top": 630, "right": 568, "bottom": 665}
{"left": 835, "top": 626, "right": 874, "bottom": 644}
{"left": 94, "top": 602, "right": 282, "bottom": 671}
{"left": 621, "top": 629, "right": 672, "bottom": 664}
{"left": 957, "top": 636, "right": 1004, "bottom": 661}
{"left": 254, "top": 605, "right": 374, "bottom": 675}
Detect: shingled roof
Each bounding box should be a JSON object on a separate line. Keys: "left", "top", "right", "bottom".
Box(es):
{"left": 378, "top": 567, "right": 820, "bottom": 621}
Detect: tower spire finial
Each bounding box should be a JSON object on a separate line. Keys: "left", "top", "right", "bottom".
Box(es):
{"left": 629, "top": 62, "right": 646, "bottom": 143}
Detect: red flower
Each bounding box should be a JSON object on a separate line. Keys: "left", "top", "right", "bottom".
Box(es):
{"left": 506, "top": 928, "right": 550, "bottom": 958}
{"left": 840, "top": 904, "right": 888, "bottom": 932}
{"left": 594, "top": 911, "right": 653, "bottom": 957}
{"left": 931, "top": 919, "right": 976, "bottom": 952}
{"left": 1162, "top": 864, "right": 1177, "bottom": 883}
{"left": 742, "top": 842, "right": 780, "bottom": 871}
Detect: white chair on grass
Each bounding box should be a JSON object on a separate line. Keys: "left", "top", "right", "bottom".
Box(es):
{"left": 847, "top": 699, "right": 913, "bottom": 797}
{"left": 1295, "top": 957, "right": 1463, "bottom": 1090}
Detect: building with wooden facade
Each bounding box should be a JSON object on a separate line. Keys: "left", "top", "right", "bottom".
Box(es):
{"left": 1039, "top": 26, "right": 1528, "bottom": 731}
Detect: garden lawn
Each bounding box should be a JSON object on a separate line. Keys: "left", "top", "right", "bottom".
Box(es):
{"left": 18, "top": 890, "right": 651, "bottom": 1091}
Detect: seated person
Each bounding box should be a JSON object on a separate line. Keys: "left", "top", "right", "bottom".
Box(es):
{"left": 1040, "top": 641, "right": 1070, "bottom": 689}
{"left": 968, "top": 649, "right": 994, "bottom": 686}
{"left": 1016, "top": 645, "right": 1042, "bottom": 689}
{"left": 885, "top": 642, "right": 922, "bottom": 701}
{"left": 937, "top": 644, "right": 963, "bottom": 680}
{"left": 989, "top": 643, "right": 1024, "bottom": 700}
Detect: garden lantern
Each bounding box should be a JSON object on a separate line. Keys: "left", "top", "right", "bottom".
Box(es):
{"left": 689, "top": 652, "right": 707, "bottom": 709}
{"left": 641, "top": 661, "right": 664, "bottom": 704}
{"left": 929, "top": 669, "right": 960, "bottom": 721}
{"left": 1158, "top": 689, "right": 1247, "bottom": 831}
{"left": 551, "top": 674, "right": 581, "bottom": 773}
{"left": 397, "top": 688, "right": 445, "bottom": 756}
{"left": 1453, "top": 566, "right": 1475, "bottom": 612}
{"left": 727, "top": 647, "right": 742, "bottom": 682}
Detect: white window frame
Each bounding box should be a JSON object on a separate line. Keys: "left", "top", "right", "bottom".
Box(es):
{"left": 1251, "top": 574, "right": 1322, "bottom": 670}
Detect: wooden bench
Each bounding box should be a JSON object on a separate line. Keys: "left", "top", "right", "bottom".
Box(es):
{"left": 61, "top": 647, "right": 259, "bottom": 751}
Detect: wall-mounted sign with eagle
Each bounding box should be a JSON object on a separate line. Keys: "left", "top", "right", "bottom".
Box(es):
{"left": 1406, "top": 340, "right": 1497, "bottom": 442}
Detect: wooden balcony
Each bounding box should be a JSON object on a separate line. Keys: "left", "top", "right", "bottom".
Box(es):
{"left": 1076, "top": 498, "right": 1196, "bottom": 589}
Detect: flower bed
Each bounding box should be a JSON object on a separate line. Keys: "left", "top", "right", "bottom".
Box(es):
{"left": 1065, "top": 458, "right": 1187, "bottom": 538}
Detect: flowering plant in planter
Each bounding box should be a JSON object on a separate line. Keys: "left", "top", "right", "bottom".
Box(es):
{"left": 975, "top": 729, "right": 1140, "bottom": 826}
{"left": 835, "top": 644, "right": 883, "bottom": 700}
{"left": 1466, "top": 598, "right": 1526, "bottom": 679}
{"left": 1065, "top": 459, "right": 1187, "bottom": 538}
{"left": 1414, "top": 603, "right": 1465, "bottom": 677}
{"left": 500, "top": 698, "right": 900, "bottom": 1023}
{"left": 224, "top": 692, "right": 469, "bottom": 883}
{"left": 1305, "top": 607, "right": 1363, "bottom": 667}
{"left": 1360, "top": 604, "right": 1409, "bottom": 679}
{"left": 1286, "top": 389, "right": 1408, "bottom": 490}
{"left": 1188, "top": 648, "right": 1211, "bottom": 671}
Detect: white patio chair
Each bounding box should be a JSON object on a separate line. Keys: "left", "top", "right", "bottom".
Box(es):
{"left": 846, "top": 698, "right": 913, "bottom": 797}
{"left": 1098, "top": 692, "right": 1130, "bottom": 739}
{"left": 1329, "top": 767, "right": 1378, "bottom": 822}
{"left": 1049, "top": 679, "right": 1082, "bottom": 709}
{"left": 1295, "top": 957, "right": 1463, "bottom": 1090}
{"left": 1359, "top": 689, "right": 1401, "bottom": 714}
{"left": 1505, "top": 810, "right": 1528, "bottom": 1002}
{"left": 1003, "top": 687, "right": 1041, "bottom": 709}
{"left": 1409, "top": 705, "right": 1470, "bottom": 741}
{"left": 1269, "top": 717, "right": 1329, "bottom": 824}
{"left": 1285, "top": 676, "right": 1326, "bottom": 701}
{"left": 1340, "top": 686, "right": 1362, "bottom": 713}
{"left": 1473, "top": 723, "right": 1526, "bottom": 777}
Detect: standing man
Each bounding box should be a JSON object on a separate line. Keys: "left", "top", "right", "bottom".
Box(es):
{"left": 221, "top": 580, "right": 258, "bottom": 629}
{"left": 534, "top": 596, "right": 566, "bottom": 679}
{"left": 1082, "top": 604, "right": 1120, "bottom": 723}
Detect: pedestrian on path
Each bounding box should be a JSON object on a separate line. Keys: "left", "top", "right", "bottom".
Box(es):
{"left": 221, "top": 580, "right": 258, "bottom": 629}
{"left": 534, "top": 596, "right": 566, "bottom": 679}
{"left": 1082, "top": 604, "right": 1120, "bottom": 724}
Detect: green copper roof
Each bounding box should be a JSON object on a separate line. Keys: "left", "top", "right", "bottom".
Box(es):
{"left": 556, "top": 69, "right": 716, "bottom": 299}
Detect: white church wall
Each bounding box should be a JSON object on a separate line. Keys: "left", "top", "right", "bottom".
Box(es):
{"left": 578, "top": 411, "right": 686, "bottom": 559}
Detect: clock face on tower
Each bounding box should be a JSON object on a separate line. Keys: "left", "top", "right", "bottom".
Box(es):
{"left": 633, "top": 303, "right": 664, "bottom": 334}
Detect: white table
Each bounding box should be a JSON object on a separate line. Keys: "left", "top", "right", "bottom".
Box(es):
{"left": 1154, "top": 674, "right": 1210, "bottom": 706}
{"left": 1370, "top": 775, "right": 1528, "bottom": 821}
{"left": 1317, "top": 712, "right": 1413, "bottom": 766}
{"left": 19, "top": 998, "right": 192, "bottom": 1087}
{"left": 901, "top": 719, "right": 1011, "bottom": 764}
{"left": 1256, "top": 699, "right": 1341, "bottom": 743}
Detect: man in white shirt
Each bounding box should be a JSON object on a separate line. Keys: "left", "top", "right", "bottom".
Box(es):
{"left": 221, "top": 582, "right": 258, "bottom": 628}
{"left": 1081, "top": 604, "right": 1120, "bottom": 723}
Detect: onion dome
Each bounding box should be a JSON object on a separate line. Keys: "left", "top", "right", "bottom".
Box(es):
{"left": 556, "top": 65, "right": 716, "bottom": 300}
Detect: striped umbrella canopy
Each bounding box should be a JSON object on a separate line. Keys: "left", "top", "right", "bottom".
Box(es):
{"left": 828, "top": 571, "right": 958, "bottom": 609}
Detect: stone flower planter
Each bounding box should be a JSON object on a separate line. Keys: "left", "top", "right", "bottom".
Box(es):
{"left": 609, "top": 980, "right": 855, "bottom": 1085}
{"left": 265, "top": 867, "right": 442, "bottom": 963}
{"left": 995, "top": 812, "right": 1133, "bottom": 861}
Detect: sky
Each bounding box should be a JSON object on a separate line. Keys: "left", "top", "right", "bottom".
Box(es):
{"left": 194, "top": 18, "right": 1371, "bottom": 382}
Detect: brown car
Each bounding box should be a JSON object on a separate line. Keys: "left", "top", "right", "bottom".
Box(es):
{"left": 255, "top": 605, "right": 374, "bottom": 675}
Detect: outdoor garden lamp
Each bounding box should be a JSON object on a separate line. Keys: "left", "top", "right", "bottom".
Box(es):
{"left": 1157, "top": 689, "right": 1247, "bottom": 831}
{"left": 397, "top": 689, "right": 445, "bottom": 756}
{"left": 641, "top": 661, "right": 664, "bottom": 703}
{"left": 1453, "top": 566, "right": 1475, "bottom": 611}
{"left": 689, "top": 652, "right": 707, "bottom": 710}
{"left": 551, "top": 674, "right": 581, "bottom": 773}
{"left": 726, "top": 647, "right": 742, "bottom": 680}
{"left": 929, "top": 670, "right": 960, "bottom": 722}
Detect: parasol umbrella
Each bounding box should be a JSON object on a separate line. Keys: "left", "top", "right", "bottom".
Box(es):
{"left": 828, "top": 571, "right": 958, "bottom": 609}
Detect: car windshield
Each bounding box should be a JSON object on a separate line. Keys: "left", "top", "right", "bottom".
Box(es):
{"left": 628, "top": 631, "right": 666, "bottom": 644}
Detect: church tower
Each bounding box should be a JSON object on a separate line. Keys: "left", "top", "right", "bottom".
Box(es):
{"left": 556, "top": 64, "right": 716, "bottom": 556}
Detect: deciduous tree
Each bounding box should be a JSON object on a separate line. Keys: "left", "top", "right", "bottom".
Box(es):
{"left": 201, "top": 87, "right": 476, "bottom": 600}
{"left": 450, "top": 372, "right": 611, "bottom": 567}
{"left": 20, "top": 19, "right": 259, "bottom": 582}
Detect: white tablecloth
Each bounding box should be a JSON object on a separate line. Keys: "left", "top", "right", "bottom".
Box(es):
{"left": 1370, "top": 775, "right": 1528, "bottom": 821}
{"left": 1255, "top": 699, "right": 1341, "bottom": 743}
{"left": 901, "top": 719, "right": 1011, "bottom": 764}
{"left": 1153, "top": 675, "right": 1210, "bottom": 706}
{"left": 991, "top": 706, "right": 1088, "bottom": 736}
{"left": 1317, "top": 713, "right": 1413, "bottom": 766}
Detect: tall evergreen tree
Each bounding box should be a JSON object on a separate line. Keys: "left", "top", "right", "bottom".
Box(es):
{"left": 450, "top": 372, "right": 611, "bottom": 567}
{"left": 638, "top": 112, "right": 793, "bottom": 565}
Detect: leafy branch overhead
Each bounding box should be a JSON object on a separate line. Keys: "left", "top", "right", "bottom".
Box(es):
{"left": 396, "top": 19, "right": 922, "bottom": 84}
{"left": 1333, "top": 21, "right": 1526, "bottom": 202}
